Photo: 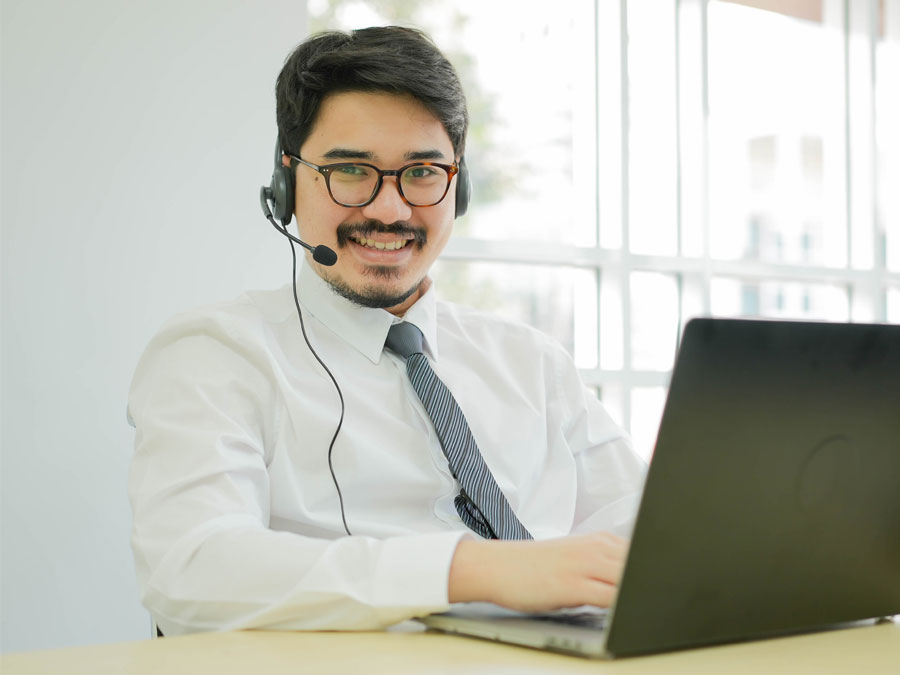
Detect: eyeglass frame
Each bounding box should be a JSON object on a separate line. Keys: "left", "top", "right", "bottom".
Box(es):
{"left": 287, "top": 154, "right": 460, "bottom": 208}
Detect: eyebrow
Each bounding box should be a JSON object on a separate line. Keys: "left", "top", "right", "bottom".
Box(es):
{"left": 404, "top": 149, "right": 447, "bottom": 161}
{"left": 322, "top": 148, "right": 375, "bottom": 161}
{"left": 321, "top": 148, "right": 449, "bottom": 162}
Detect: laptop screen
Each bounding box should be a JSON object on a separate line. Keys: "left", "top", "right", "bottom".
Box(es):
{"left": 606, "top": 318, "right": 900, "bottom": 656}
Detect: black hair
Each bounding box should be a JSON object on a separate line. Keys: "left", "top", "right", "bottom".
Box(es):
{"left": 276, "top": 26, "right": 468, "bottom": 159}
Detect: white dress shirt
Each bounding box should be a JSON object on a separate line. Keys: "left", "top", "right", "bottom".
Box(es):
{"left": 128, "top": 260, "right": 647, "bottom": 636}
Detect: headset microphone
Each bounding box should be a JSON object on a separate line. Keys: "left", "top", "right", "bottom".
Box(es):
{"left": 259, "top": 185, "right": 338, "bottom": 266}
{"left": 260, "top": 136, "right": 338, "bottom": 267}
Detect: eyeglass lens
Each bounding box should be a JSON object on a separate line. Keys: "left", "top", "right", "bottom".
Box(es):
{"left": 329, "top": 164, "right": 450, "bottom": 206}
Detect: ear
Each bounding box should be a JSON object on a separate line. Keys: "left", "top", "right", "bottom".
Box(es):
{"left": 282, "top": 154, "right": 291, "bottom": 168}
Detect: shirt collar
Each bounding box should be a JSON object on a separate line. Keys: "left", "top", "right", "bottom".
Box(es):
{"left": 397, "top": 280, "right": 439, "bottom": 361}
{"left": 297, "top": 260, "right": 439, "bottom": 364}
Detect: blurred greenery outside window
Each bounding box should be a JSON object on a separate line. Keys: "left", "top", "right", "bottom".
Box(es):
{"left": 308, "top": 0, "right": 900, "bottom": 460}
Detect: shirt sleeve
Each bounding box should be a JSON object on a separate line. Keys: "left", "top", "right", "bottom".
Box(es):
{"left": 546, "top": 342, "right": 648, "bottom": 537}
{"left": 127, "top": 312, "right": 466, "bottom": 636}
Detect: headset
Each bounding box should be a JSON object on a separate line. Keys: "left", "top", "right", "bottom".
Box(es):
{"left": 259, "top": 135, "right": 472, "bottom": 537}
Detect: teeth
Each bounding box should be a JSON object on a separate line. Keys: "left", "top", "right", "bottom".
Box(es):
{"left": 352, "top": 236, "right": 408, "bottom": 251}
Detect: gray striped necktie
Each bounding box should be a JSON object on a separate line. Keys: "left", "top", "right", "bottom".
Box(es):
{"left": 385, "top": 322, "right": 532, "bottom": 540}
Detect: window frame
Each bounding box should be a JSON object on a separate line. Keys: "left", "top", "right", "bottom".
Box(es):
{"left": 440, "top": 0, "right": 899, "bottom": 451}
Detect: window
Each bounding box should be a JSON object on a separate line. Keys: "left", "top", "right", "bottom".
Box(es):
{"left": 878, "top": 0, "right": 900, "bottom": 273}
{"left": 308, "top": 0, "right": 899, "bottom": 459}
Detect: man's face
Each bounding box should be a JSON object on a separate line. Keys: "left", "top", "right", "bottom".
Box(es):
{"left": 291, "top": 91, "right": 458, "bottom": 316}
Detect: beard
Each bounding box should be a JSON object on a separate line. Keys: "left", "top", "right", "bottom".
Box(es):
{"left": 323, "top": 273, "right": 426, "bottom": 309}
{"left": 323, "top": 220, "right": 428, "bottom": 309}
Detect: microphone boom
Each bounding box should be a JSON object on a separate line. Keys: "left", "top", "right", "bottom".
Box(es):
{"left": 260, "top": 186, "right": 338, "bottom": 266}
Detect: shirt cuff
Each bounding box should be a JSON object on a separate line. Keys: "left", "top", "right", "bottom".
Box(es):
{"left": 372, "top": 530, "right": 470, "bottom": 618}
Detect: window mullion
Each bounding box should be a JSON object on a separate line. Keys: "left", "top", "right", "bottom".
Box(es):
{"left": 619, "top": 0, "right": 633, "bottom": 435}
{"left": 847, "top": 0, "right": 879, "bottom": 322}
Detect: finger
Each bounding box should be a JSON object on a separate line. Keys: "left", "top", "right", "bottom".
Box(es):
{"left": 581, "top": 532, "right": 629, "bottom": 566}
{"left": 566, "top": 541, "right": 626, "bottom": 585}
{"left": 580, "top": 578, "right": 618, "bottom": 608}
{"left": 587, "top": 552, "right": 626, "bottom": 586}
{"left": 592, "top": 531, "right": 629, "bottom": 555}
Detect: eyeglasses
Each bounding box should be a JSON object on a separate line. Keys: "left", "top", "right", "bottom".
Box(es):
{"left": 288, "top": 154, "right": 459, "bottom": 208}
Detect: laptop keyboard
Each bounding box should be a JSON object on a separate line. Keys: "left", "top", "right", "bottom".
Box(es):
{"left": 532, "top": 610, "right": 609, "bottom": 629}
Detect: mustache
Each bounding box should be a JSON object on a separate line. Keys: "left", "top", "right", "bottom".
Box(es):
{"left": 336, "top": 221, "right": 427, "bottom": 249}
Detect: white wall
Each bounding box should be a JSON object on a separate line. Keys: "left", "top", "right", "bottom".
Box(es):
{"left": 1, "top": 0, "right": 306, "bottom": 652}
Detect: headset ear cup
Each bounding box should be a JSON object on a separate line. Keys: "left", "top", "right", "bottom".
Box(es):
{"left": 454, "top": 157, "right": 471, "bottom": 218}
{"left": 271, "top": 165, "right": 295, "bottom": 226}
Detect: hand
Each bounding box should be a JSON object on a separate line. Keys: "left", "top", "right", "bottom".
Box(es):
{"left": 447, "top": 532, "right": 628, "bottom": 612}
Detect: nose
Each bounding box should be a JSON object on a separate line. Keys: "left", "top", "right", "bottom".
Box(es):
{"left": 360, "top": 176, "right": 413, "bottom": 223}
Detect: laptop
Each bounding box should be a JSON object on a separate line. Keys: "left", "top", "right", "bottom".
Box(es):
{"left": 419, "top": 318, "right": 900, "bottom": 658}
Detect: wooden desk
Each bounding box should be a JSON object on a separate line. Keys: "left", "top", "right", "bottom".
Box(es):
{"left": 3, "top": 621, "right": 898, "bottom": 674}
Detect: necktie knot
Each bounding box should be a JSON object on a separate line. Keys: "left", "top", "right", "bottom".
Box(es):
{"left": 385, "top": 322, "right": 424, "bottom": 359}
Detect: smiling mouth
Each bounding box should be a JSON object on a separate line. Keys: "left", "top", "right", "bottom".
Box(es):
{"left": 337, "top": 222, "right": 427, "bottom": 251}
{"left": 348, "top": 235, "right": 412, "bottom": 251}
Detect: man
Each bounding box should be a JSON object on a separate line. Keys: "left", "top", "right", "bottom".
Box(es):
{"left": 128, "top": 26, "right": 646, "bottom": 636}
